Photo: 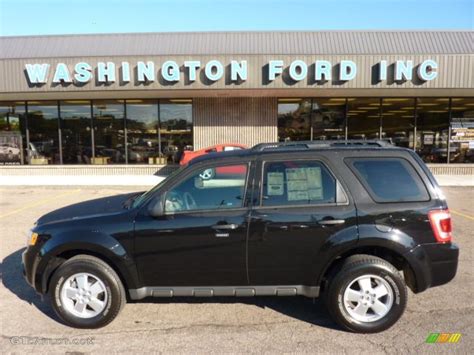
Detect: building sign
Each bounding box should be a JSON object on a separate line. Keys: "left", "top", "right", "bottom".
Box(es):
{"left": 24, "top": 59, "right": 438, "bottom": 87}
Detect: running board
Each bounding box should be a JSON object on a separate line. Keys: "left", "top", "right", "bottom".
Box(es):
{"left": 129, "top": 285, "right": 320, "bottom": 300}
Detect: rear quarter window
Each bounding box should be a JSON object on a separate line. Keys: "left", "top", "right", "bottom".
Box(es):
{"left": 346, "top": 157, "right": 430, "bottom": 203}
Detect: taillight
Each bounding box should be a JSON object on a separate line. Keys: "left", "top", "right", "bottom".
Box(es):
{"left": 428, "top": 209, "right": 453, "bottom": 243}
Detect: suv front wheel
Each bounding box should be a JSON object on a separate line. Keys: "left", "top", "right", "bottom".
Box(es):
{"left": 49, "top": 255, "right": 126, "bottom": 328}
{"left": 325, "top": 254, "right": 407, "bottom": 333}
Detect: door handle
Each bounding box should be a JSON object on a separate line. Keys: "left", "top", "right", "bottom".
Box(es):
{"left": 318, "top": 219, "right": 345, "bottom": 226}
{"left": 212, "top": 224, "right": 239, "bottom": 230}
{"left": 291, "top": 224, "right": 309, "bottom": 229}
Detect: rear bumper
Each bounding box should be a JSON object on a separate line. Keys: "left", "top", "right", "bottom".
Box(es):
{"left": 404, "top": 242, "right": 459, "bottom": 293}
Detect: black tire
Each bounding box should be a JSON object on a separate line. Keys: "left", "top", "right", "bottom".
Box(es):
{"left": 49, "top": 255, "right": 126, "bottom": 328}
{"left": 325, "top": 254, "right": 407, "bottom": 333}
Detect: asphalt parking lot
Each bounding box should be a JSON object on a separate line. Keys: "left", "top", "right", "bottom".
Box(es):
{"left": 1, "top": 186, "right": 473, "bottom": 353}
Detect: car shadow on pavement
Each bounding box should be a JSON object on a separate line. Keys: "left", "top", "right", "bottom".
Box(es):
{"left": 2, "top": 248, "right": 63, "bottom": 325}
{"left": 4, "top": 248, "right": 340, "bottom": 331}
{"left": 137, "top": 296, "right": 341, "bottom": 331}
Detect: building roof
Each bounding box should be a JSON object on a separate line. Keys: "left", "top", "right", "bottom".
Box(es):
{"left": 1, "top": 31, "right": 472, "bottom": 59}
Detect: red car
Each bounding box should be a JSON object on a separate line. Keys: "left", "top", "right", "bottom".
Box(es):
{"left": 180, "top": 143, "right": 248, "bottom": 179}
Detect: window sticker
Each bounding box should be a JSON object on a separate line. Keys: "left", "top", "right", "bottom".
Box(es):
{"left": 267, "top": 172, "right": 284, "bottom": 195}
{"left": 288, "top": 190, "right": 310, "bottom": 201}
{"left": 286, "top": 168, "right": 306, "bottom": 181}
{"left": 285, "top": 166, "right": 323, "bottom": 201}
{"left": 307, "top": 167, "right": 323, "bottom": 200}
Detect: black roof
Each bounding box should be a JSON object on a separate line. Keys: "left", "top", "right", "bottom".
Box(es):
{"left": 188, "top": 140, "right": 403, "bottom": 166}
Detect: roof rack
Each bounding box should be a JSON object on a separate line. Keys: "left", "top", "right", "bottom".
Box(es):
{"left": 251, "top": 139, "right": 394, "bottom": 151}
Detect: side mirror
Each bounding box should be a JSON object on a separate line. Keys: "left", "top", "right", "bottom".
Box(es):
{"left": 148, "top": 196, "right": 164, "bottom": 217}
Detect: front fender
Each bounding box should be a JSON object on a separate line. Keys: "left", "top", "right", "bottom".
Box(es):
{"left": 35, "top": 230, "right": 139, "bottom": 294}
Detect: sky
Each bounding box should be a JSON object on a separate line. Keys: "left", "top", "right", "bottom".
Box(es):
{"left": 0, "top": 0, "right": 472, "bottom": 36}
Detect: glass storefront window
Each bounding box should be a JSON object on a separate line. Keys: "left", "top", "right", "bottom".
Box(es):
{"left": 0, "top": 101, "right": 26, "bottom": 164}
{"left": 92, "top": 100, "right": 125, "bottom": 164}
{"left": 3, "top": 97, "right": 472, "bottom": 165}
{"left": 27, "top": 101, "right": 60, "bottom": 164}
{"left": 278, "top": 99, "right": 311, "bottom": 141}
{"left": 449, "top": 98, "right": 474, "bottom": 163}
{"left": 126, "top": 100, "right": 159, "bottom": 164}
{"left": 60, "top": 101, "right": 93, "bottom": 164}
{"left": 381, "top": 98, "right": 415, "bottom": 148}
{"left": 347, "top": 98, "right": 381, "bottom": 139}
{"left": 311, "top": 99, "right": 346, "bottom": 140}
{"left": 0, "top": 102, "right": 24, "bottom": 132}
{"left": 416, "top": 98, "right": 450, "bottom": 163}
{"left": 160, "top": 99, "right": 192, "bottom": 163}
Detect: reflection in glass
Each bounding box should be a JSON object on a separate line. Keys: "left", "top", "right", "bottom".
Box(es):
{"left": 126, "top": 100, "right": 159, "bottom": 164}
{"left": 449, "top": 98, "right": 474, "bottom": 163}
{"left": 92, "top": 100, "right": 125, "bottom": 164}
{"left": 27, "top": 101, "right": 60, "bottom": 164}
{"left": 381, "top": 98, "right": 415, "bottom": 148}
{"left": 0, "top": 102, "right": 26, "bottom": 164}
{"left": 416, "top": 98, "right": 449, "bottom": 163}
{"left": 60, "top": 101, "right": 93, "bottom": 164}
{"left": 278, "top": 99, "right": 311, "bottom": 141}
{"left": 311, "top": 99, "right": 346, "bottom": 140}
{"left": 165, "top": 164, "right": 248, "bottom": 212}
{"left": 160, "top": 100, "right": 192, "bottom": 163}
{"left": 347, "top": 98, "right": 381, "bottom": 139}
{"left": 0, "top": 102, "right": 25, "bottom": 132}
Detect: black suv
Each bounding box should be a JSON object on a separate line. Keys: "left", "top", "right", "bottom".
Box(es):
{"left": 22, "top": 141, "right": 459, "bottom": 332}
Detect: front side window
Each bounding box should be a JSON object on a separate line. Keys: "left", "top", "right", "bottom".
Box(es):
{"left": 347, "top": 158, "right": 429, "bottom": 203}
{"left": 261, "top": 160, "right": 336, "bottom": 206}
{"left": 164, "top": 164, "right": 248, "bottom": 213}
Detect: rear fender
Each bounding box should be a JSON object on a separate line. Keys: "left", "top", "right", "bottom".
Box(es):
{"left": 357, "top": 224, "right": 431, "bottom": 292}
{"left": 316, "top": 224, "right": 425, "bottom": 290}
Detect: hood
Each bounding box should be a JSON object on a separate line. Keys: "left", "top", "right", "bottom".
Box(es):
{"left": 36, "top": 191, "right": 143, "bottom": 226}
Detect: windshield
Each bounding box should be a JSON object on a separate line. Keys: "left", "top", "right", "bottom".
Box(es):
{"left": 132, "top": 166, "right": 185, "bottom": 208}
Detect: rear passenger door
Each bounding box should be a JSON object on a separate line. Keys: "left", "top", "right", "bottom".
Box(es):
{"left": 247, "top": 156, "right": 358, "bottom": 286}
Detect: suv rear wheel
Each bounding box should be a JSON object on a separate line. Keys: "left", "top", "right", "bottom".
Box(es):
{"left": 325, "top": 254, "right": 407, "bottom": 333}
{"left": 49, "top": 255, "right": 126, "bottom": 328}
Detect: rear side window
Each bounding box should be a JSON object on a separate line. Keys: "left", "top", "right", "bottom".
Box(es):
{"left": 261, "top": 160, "right": 336, "bottom": 206}
{"left": 347, "top": 158, "right": 429, "bottom": 203}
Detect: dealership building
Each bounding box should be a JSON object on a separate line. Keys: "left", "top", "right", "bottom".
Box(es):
{"left": 0, "top": 31, "right": 473, "bottom": 174}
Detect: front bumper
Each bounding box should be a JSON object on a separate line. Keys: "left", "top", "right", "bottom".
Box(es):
{"left": 404, "top": 242, "right": 459, "bottom": 293}
{"left": 22, "top": 246, "right": 37, "bottom": 289}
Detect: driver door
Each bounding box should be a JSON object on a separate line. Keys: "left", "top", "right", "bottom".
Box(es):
{"left": 134, "top": 161, "right": 252, "bottom": 287}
